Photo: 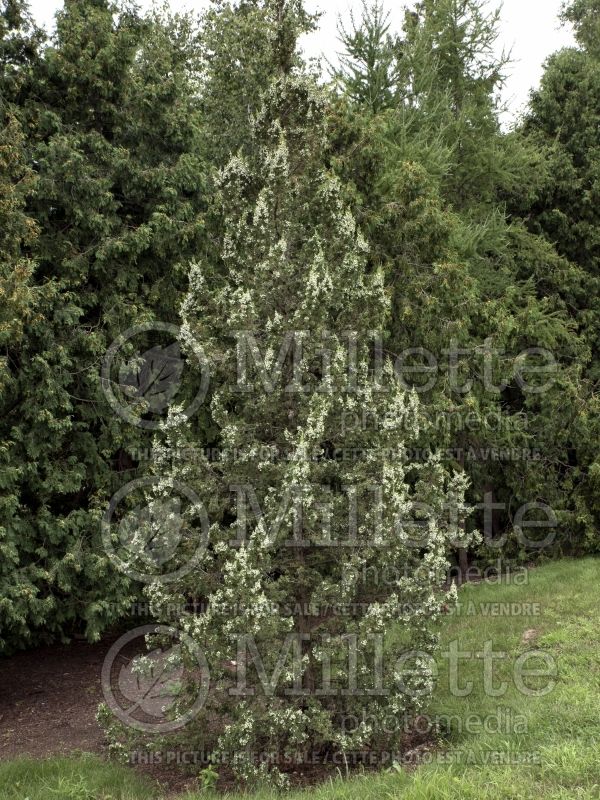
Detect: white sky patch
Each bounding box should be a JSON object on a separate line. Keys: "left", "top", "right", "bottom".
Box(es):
{"left": 28, "top": 0, "right": 575, "bottom": 123}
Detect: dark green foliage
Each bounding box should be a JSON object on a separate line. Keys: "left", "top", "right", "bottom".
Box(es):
{"left": 523, "top": 8, "right": 600, "bottom": 368}
{"left": 0, "top": 0, "right": 45, "bottom": 652}
{"left": 329, "top": 0, "right": 595, "bottom": 562}
{"left": 518, "top": 0, "right": 600, "bottom": 548}
{"left": 0, "top": 0, "right": 209, "bottom": 653}
{"left": 0, "top": 0, "right": 598, "bottom": 656}
{"left": 0, "top": 115, "right": 36, "bottom": 355}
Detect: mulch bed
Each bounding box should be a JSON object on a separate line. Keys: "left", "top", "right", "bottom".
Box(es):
{"left": 0, "top": 637, "right": 201, "bottom": 795}
{"left": 0, "top": 638, "right": 108, "bottom": 762}
{"left": 0, "top": 637, "right": 436, "bottom": 795}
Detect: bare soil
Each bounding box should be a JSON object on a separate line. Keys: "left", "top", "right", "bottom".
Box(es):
{"left": 0, "top": 637, "right": 435, "bottom": 795}
{"left": 0, "top": 637, "right": 201, "bottom": 795}
{"left": 0, "top": 638, "right": 108, "bottom": 762}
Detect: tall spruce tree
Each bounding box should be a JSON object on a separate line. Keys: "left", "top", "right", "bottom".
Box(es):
{"left": 107, "top": 0, "right": 469, "bottom": 785}
{"left": 331, "top": 0, "right": 401, "bottom": 114}
{"left": 401, "top": 0, "right": 509, "bottom": 208}
{"left": 329, "top": 0, "right": 591, "bottom": 565}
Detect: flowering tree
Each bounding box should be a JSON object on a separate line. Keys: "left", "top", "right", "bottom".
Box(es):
{"left": 105, "top": 2, "right": 470, "bottom": 787}
{"left": 97, "top": 2, "right": 466, "bottom": 785}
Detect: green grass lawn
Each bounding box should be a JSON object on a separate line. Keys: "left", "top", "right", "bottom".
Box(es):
{"left": 1, "top": 558, "right": 599, "bottom": 800}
